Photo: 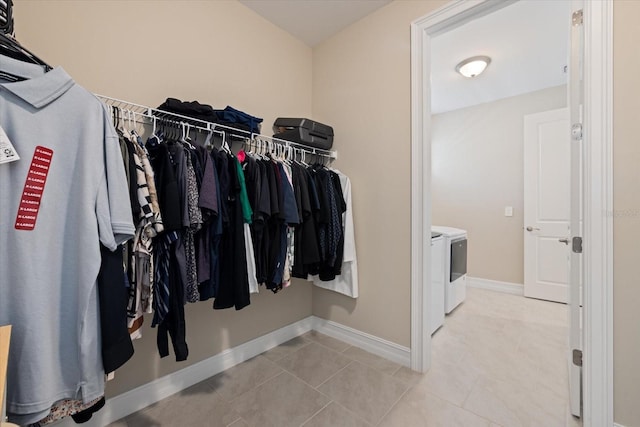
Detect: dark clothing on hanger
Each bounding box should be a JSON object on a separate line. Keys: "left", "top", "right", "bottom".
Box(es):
{"left": 296, "top": 166, "right": 345, "bottom": 278}
{"left": 195, "top": 146, "right": 218, "bottom": 285}
{"left": 146, "top": 138, "right": 190, "bottom": 360}
{"left": 197, "top": 146, "right": 218, "bottom": 219}
{"left": 152, "top": 232, "right": 175, "bottom": 328}
{"left": 212, "top": 150, "right": 250, "bottom": 310}
{"left": 200, "top": 152, "right": 223, "bottom": 301}
{"left": 279, "top": 163, "right": 301, "bottom": 226}
{"left": 117, "top": 133, "right": 140, "bottom": 220}
{"left": 97, "top": 244, "right": 134, "bottom": 374}
{"left": 291, "top": 163, "right": 319, "bottom": 278}
{"left": 318, "top": 170, "right": 347, "bottom": 280}
{"left": 264, "top": 161, "right": 283, "bottom": 291}
{"left": 242, "top": 155, "right": 270, "bottom": 286}
{"left": 157, "top": 242, "right": 189, "bottom": 361}
{"left": 270, "top": 162, "right": 299, "bottom": 287}
{"left": 147, "top": 142, "right": 182, "bottom": 231}
{"left": 167, "top": 142, "right": 189, "bottom": 228}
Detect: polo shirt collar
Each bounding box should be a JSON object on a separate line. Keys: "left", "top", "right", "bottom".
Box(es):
{"left": 0, "top": 55, "right": 74, "bottom": 109}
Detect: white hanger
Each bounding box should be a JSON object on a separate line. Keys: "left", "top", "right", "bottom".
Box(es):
{"left": 127, "top": 109, "right": 133, "bottom": 132}
{"left": 130, "top": 110, "right": 141, "bottom": 138}
{"left": 180, "top": 122, "right": 195, "bottom": 149}
{"left": 117, "top": 107, "right": 130, "bottom": 138}
{"left": 248, "top": 136, "right": 256, "bottom": 155}
{"left": 152, "top": 115, "right": 157, "bottom": 137}
{"left": 221, "top": 131, "right": 232, "bottom": 154}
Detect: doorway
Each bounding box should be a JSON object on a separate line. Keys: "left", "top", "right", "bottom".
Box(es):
{"left": 409, "top": 1, "right": 613, "bottom": 427}
{"left": 429, "top": 0, "right": 571, "bottom": 302}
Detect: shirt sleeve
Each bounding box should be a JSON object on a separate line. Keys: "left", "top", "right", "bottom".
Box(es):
{"left": 97, "top": 107, "right": 135, "bottom": 250}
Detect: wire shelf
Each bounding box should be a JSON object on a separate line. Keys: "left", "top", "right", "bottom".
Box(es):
{"left": 96, "top": 95, "right": 337, "bottom": 161}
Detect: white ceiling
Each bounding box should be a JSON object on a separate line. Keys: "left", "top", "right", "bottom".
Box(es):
{"left": 239, "top": 0, "right": 571, "bottom": 114}
{"left": 239, "top": 0, "right": 392, "bottom": 47}
{"left": 432, "top": 0, "right": 571, "bottom": 113}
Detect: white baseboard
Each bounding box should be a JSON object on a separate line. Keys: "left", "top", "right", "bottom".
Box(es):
{"left": 312, "top": 317, "right": 411, "bottom": 367}
{"left": 58, "top": 315, "right": 409, "bottom": 427}
{"left": 614, "top": 423, "right": 626, "bottom": 427}
{"left": 466, "top": 276, "right": 524, "bottom": 296}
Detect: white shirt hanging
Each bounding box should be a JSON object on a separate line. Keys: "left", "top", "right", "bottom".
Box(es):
{"left": 310, "top": 170, "right": 358, "bottom": 298}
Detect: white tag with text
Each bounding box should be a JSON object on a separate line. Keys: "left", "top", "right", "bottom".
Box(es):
{"left": 0, "top": 126, "right": 19, "bottom": 165}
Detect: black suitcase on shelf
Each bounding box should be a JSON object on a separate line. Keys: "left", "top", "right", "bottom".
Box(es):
{"left": 273, "top": 118, "right": 334, "bottom": 150}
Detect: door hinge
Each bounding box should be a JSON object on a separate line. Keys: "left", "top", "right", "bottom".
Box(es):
{"left": 572, "top": 236, "right": 583, "bottom": 253}
{"left": 573, "top": 349, "right": 583, "bottom": 367}
{"left": 572, "top": 9, "right": 583, "bottom": 26}
{"left": 571, "top": 123, "right": 583, "bottom": 141}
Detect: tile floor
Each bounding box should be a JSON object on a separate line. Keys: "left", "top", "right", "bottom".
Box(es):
{"left": 108, "top": 287, "right": 582, "bottom": 426}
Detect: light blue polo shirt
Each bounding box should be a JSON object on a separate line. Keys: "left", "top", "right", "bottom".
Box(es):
{"left": 0, "top": 55, "right": 134, "bottom": 424}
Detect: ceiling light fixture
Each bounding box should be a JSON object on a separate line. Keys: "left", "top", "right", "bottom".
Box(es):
{"left": 455, "top": 56, "right": 491, "bottom": 78}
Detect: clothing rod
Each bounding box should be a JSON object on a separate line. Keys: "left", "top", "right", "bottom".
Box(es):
{"left": 107, "top": 103, "right": 213, "bottom": 135}
{"left": 96, "top": 94, "right": 337, "bottom": 160}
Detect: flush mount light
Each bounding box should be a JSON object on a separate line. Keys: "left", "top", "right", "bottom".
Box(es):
{"left": 455, "top": 56, "right": 491, "bottom": 78}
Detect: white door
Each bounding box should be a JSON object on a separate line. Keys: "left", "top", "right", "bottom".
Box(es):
{"left": 524, "top": 108, "right": 571, "bottom": 303}
{"left": 568, "top": 3, "right": 584, "bottom": 417}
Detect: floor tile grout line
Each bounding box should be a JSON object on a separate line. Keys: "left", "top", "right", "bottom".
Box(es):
{"left": 390, "top": 363, "right": 403, "bottom": 376}
{"left": 224, "top": 414, "right": 243, "bottom": 427}
{"left": 314, "top": 360, "right": 354, "bottom": 390}
{"left": 329, "top": 400, "right": 376, "bottom": 426}
{"left": 271, "top": 338, "right": 356, "bottom": 391}
{"left": 276, "top": 361, "right": 344, "bottom": 393}
{"left": 339, "top": 348, "right": 403, "bottom": 378}
{"left": 312, "top": 339, "right": 352, "bottom": 354}
{"left": 225, "top": 369, "right": 286, "bottom": 404}
{"left": 222, "top": 369, "right": 335, "bottom": 427}
{"left": 303, "top": 331, "right": 352, "bottom": 353}
{"left": 264, "top": 340, "right": 314, "bottom": 363}
{"left": 249, "top": 367, "right": 286, "bottom": 390}
{"left": 340, "top": 344, "right": 353, "bottom": 354}
{"left": 280, "top": 338, "right": 355, "bottom": 365}
{"left": 424, "top": 389, "right": 495, "bottom": 426}
{"left": 373, "top": 379, "right": 412, "bottom": 427}
{"left": 458, "top": 372, "right": 481, "bottom": 410}
{"left": 276, "top": 356, "right": 408, "bottom": 424}
{"left": 225, "top": 415, "right": 247, "bottom": 427}
{"left": 298, "top": 400, "right": 333, "bottom": 427}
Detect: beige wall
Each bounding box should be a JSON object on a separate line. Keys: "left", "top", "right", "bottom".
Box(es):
{"left": 311, "top": 0, "right": 446, "bottom": 347}
{"left": 13, "top": 1, "right": 314, "bottom": 397}
{"left": 613, "top": 1, "right": 640, "bottom": 426}
{"left": 431, "top": 85, "right": 566, "bottom": 284}
{"left": 14, "top": 1, "right": 311, "bottom": 130}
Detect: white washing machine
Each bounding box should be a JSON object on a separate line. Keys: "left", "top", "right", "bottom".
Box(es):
{"left": 430, "top": 232, "right": 445, "bottom": 334}
{"left": 432, "top": 226, "right": 467, "bottom": 314}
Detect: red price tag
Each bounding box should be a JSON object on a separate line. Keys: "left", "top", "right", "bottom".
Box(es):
{"left": 14, "top": 146, "right": 53, "bottom": 231}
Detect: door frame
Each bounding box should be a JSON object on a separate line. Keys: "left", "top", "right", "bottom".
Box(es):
{"left": 409, "top": 1, "right": 613, "bottom": 426}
